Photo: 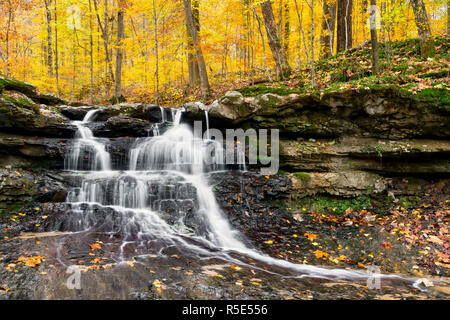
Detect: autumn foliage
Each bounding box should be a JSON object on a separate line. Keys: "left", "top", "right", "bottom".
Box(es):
{"left": 0, "top": 0, "right": 448, "bottom": 105}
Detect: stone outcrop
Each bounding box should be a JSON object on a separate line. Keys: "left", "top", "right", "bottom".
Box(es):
{"left": 204, "top": 88, "right": 449, "bottom": 139}
{"left": 90, "top": 115, "right": 152, "bottom": 137}
{"left": 0, "top": 97, "right": 74, "bottom": 137}
{"left": 289, "top": 171, "right": 387, "bottom": 198}
{"left": 188, "top": 87, "right": 449, "bottom": 198}
{"left": 0, "top": 169, "right": 66, "bottom": 214}
{"left": 60, "top": 103, "right": 170, "bottom": 123}
{"left": 1, "top": 75, "right": 449, "bottom": 213}
{"left": 280, "top": 137, "right": 450, "bottom": 174}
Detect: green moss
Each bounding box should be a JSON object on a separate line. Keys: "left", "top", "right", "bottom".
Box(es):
{"left": 3, "top": 94, "right": 33, "bottom": 107}
{"left": 397, "top": 196, "right": 421, "bottom": 209}
{"left": 415, "top": 88, "right": 450, "bottom": 110}
{"left": 0, "top": 76, "right": 36, "bottom": 97}
{"left": 293, "top": 172, "right": 311, "bottom": 182}
{"left": 391, "top": 62, "right": 409, "bottom": 72}
{"left": 407, "top": 177, "right": 426, "bottom": 186}
{"left": 295, "top": 195, "right": 372, "bottom": 215}
{"left": 419, "top": 69, "right": 450, "bottom": 79}
{"left": 237, "top": 84, "right": 306, "bottom": 97}
{"left": 360, "top": 144, "right": 384, "bottom": 158}
{"left": 0, "top": 202, "right": 27, "bottom": 216}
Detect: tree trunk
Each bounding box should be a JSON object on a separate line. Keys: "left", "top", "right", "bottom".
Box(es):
{"left": 260, "top": 0, "right": 291, "bottom": 78}
{"left": 44, "top": 0, "right": 53, "bottom": 76}
{"left": 93, "top": 0, "right": 115, "bottom": 88}
{"left": 410, "top": 0, "right": 435, "bottom": 58}
{"left": 153, "top": 0, "right": 159, "bottom": 105}
{"left": 369, "top": 0, "right": 379, "bottom": 75}
{"left": 183, "top": 0, "right": 210, "bottom": 99}
{"left": 447, "top": 0, "right": 449, "bottom": 35}
{"left": 88, "top": 0, "right": 94, "bottom": 104}
{"left": 187, "top": 0, "right": 200, "bottom": 86}
{"left": 293, "top": 0, "right": 310, "bottom": 66}
{"left": 54, "top": 0, "right": 60, "bottom": 96}
{"left": 336, "top": 0, "right": 352, "bottom": 52}
{"left": 306, "top": 0, "right": 316, "bottom": 87}
{"left": 114, "top": 0, "right": 125, "bottom": 102}
{"left": 253, "top": 8, "right": 272, "bottom": 82}
{"left": 283, "top": 1, "right": 290, "bottom": 55}
{"left": 5, "top": 1, "right": 12, "bottom": 76}
{"left": 320, "top": 0, "right": 336, "bottom": 58}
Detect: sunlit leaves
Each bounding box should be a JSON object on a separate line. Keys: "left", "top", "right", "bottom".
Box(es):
{"left": 17, "top": 255, "right": 44, "bottom": 267}
{"left": 89, "top": 243, "right": 102, "bottom": 251}
{"left": 304, "top": 233, "right": 317, "bottom": 241}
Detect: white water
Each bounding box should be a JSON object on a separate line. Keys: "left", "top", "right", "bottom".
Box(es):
{"left": 204, "top": 110, "right": 210, "bottom": 140}
{"left": 152, "top": 123, "right": 160, "bottom": 136}
{"left": 160, "top": 107, "right": 166, "bottom": 123}
{"left": 63, "top": 107, "right": 422, "bottom": 287}
{"left": 65, "top": 110, "right": 111, "bottom": 171}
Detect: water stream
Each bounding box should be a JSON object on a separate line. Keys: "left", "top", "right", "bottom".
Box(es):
{"left": 63, "top": 108, "right": 423, "bottom": 288}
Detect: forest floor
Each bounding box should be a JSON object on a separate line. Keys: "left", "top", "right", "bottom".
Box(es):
{"left": 1, "top": 189, "right": 448, "bottom": 299}
{"left": 140, "top": 36, "right": 449, "bottom": 108}
{"left": 0, "top": 37, "right": 449, "bottom": 300}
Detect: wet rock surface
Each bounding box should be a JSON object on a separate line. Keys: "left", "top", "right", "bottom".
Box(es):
{"left": 0, "top": 100, "right": 75, "bottom": 138}
{"left": 90, "top": 115, "right": 152, "bottom": 138}
{"left": 0, "top": 79, "right": 449, "bottom": 300}
{"left": 0, "top": 170, "right": 67, "bottom": 215}
{"left": 0, "top": 175, "right": 448, "bottom": 300}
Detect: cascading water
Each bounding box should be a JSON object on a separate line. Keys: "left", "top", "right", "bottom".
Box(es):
{"left": 63, "top": 106, "right": 423, "bottom": 288}
{"left": 65, "top": 110, "right": 111, "bottom": 171}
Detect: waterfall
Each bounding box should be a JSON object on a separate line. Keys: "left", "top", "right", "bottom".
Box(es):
{"left": 65, "top": 110, "right": 111, "bottom": 171}
{"left": 204, "top": 110, "right": 210, "bottom": 140}
{"left": 173, "top": 107, "right": 184, "bottom": 127}
{"left": 159, "top": 106, "right": 166, "bottom": 123}
{"left": 152, "top": 123, "right": 160, "bottom": 136}
{"left": 62, "top": 106, "right": 421, "bottom": 287}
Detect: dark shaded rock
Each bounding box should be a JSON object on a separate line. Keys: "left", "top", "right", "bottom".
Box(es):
{"left": 108, "top": 137, "right": 136, "bottom": 170}
{"left": 246, "top": 88, "right": 450, "bottom": 139}
{"left": 91, "top": 115, "right": 152, "bottom": 138}
{"left": 34, "top": 93, "right": 66, "bottom": 106}
{"left": 181, "top": 102, "right": 207, "bottom": 122}
{"left": 0, "top": 77, "right": 37, "bottom": 98}
{"left": 211, "top": 171, "right": 291, "bottom": 202}
{"left": 68, "top": 101, "right": 90, "bottom": 107}
{"left": 60, "top": 104, "right": 174, "bottom": 124}
{"left": 0, "top": 133, "right": 67, "bottom": 169}
{"left": 0, "top": 98, "right": 75, "bottom": 138}
{"left": 95, "top": 104, "right": 154, "bottom": 121}
{"left": 59, "top": 105, "right": 98, "bottom": 120}
{"left": 0, "top": 169, "right": 67, "bottom": 215}
{"left": 145, "top": 106, "right": 172, "bottom": 123}
{"left": 280, "top": 137, "right": 450, "bottom": 175}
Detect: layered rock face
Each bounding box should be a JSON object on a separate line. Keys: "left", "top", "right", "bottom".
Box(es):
{"left": 194, "top": 88, "right": 450, "bottom": 198}
{"left": 0, "top": 79, "right": 174, "bottom": 213}
{"left": 0, "top": 75, "right": 449, "bottom": 214}
{"left": 202, "top": 88, "right": 449, "bottom": 139}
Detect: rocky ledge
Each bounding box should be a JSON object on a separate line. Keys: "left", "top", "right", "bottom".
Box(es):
{"left": 1, "top": 76, "right": 449, "bottom": 212}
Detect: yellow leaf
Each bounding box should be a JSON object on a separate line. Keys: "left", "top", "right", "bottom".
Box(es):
{"left": 304, "top": 233, "right": 317, "bottom": 241}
